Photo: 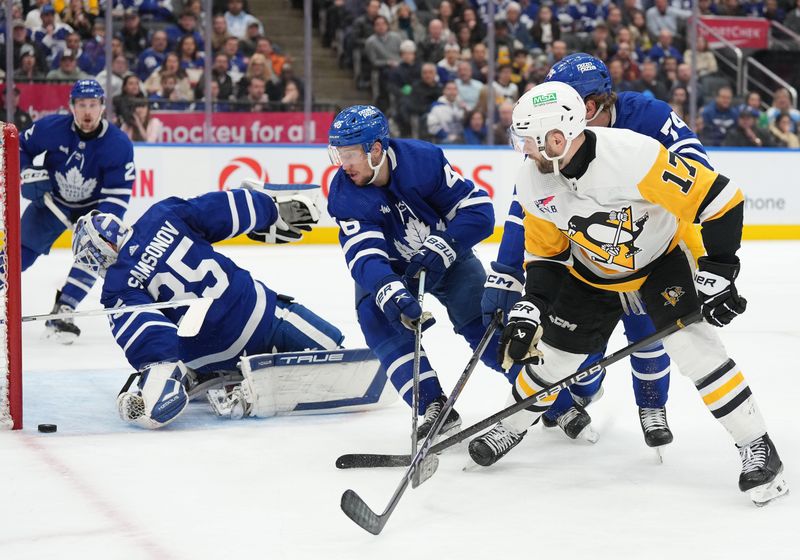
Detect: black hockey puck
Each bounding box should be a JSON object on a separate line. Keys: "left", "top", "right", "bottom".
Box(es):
{"left": 37, "top": 424, "right": 57, "bottom": 433}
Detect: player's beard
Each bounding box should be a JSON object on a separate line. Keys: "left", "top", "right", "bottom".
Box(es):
{"left": 534, "top": 157, "right": 555, "bottom": 174}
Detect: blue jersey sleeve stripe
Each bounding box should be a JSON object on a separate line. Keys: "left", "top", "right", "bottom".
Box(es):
{"left": 669, "top": 137, "right": 707, "bottom": 152}
{"left": 347, "top": 248, "right": 389, "bottom": 272}
{"left": 100, "top": 197, "right": 129, "bottom": 210}
{"left": 122, "top": 320, "right": 177, "bottom": 353}
{"left": 677, "top": 147, "right": 711, "bottom": 166}
{"left": 444, "top": 187, "right": 491, "bottom": 221}
{"left": 242, "top": 189, "right": 257, "bottom": 234}
{"left": 505, "top": 215, "right": 524, "bottom": 226}
{"left": 225, "top": 190, "right": 240, "bottom": 238}
{"left": 100, "top": 188, "right": 132, "bottom": 195}
{"left": 341, "top": 231, "right": 385, "bottom": 254}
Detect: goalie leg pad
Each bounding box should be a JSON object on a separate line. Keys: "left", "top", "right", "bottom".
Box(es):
{"left": 118, "top": 361, "right": 190, "bottom": 429}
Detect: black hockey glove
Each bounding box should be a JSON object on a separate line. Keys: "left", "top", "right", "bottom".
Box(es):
{"left": 694, "top": 257, "right": 747, "bottom": 327}
{"left": 498, "top": 298, "right": 545, "bottom": 370}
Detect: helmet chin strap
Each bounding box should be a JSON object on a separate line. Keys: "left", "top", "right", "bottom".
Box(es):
{"left": 538, "top": 136, "right": 574, "bottom": 176}
{"left": 367, "top": 148, "right": 387, "bottom": 184}
{"left": 586, "top": 103, "right": 606, "bottom": 124}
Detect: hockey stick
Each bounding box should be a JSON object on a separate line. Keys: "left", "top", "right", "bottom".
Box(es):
{"left": 21, "top": 298, "right": 214, "bottom": 337}
{"left": 340, "top": 311, "right": 502, "bottom": 535}
{"left": 43, "top": 193, "right": 74, "bottom": 230}
{"left": 411, "top": 269, "right": 427, "bottom": 461}
{"left": 336, "top": 310, "right": 702, "bottom": 470}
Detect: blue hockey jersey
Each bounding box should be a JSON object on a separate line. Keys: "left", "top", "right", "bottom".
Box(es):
{"left": 20, "top": 114, "right": 135, "bottom": 219}
{"left": 101, "top": 189, "right": 281, "bottom": 372}
{"left": 497, "top": 91, "right": 712, "bottom": 271}
{"left": 327, "top": 138, "right": 494, "bottom": 293}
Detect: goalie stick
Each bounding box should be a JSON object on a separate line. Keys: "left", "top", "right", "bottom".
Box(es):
{"left": 340, "top": 311, "right": 502, "bottom": 535}
{"left": 336, "top": 310, "right": 702, "bottom": 470}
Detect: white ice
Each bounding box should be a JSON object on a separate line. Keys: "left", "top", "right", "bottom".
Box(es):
{"left": 2, "top": 242, "right": 798, "bottom": 560}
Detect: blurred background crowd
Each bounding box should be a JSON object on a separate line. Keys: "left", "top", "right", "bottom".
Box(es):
{"left": 1, "top": 0, "right": 799, "bottom": 146}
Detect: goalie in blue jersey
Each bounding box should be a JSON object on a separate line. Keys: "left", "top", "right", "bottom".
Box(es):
{"left": 326, "top": 105, "right": 515, "bottom": 440}
{"left": 482, "top": 53, "right": 713, "bottom": 451}
{"left": 72, "top": 186, "right": 345, "bottom": 429}
{"left": 19, "top": 79, "right": 135, "bottom": 344}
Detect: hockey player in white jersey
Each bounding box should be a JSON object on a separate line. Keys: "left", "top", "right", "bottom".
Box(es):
{"left": 468, "top": 82, "right": 788, "bottom": 506}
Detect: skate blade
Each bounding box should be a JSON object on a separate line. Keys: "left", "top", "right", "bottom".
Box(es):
{"left": 750, "top": 474, "right": 789, "bottom": 507}
{"left": 654, "top": 445, "right": 666, "bottom": 464}
{"left": 573, "top": 425, "right": 599, "bottom": 444}
{"left": 45, "top": 330, "right": 78, "bottom": 345}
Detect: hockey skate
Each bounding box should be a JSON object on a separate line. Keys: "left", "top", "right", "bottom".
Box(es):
{"left": 44, "top": 293, "right": 80, "bottom": 345}
{"left": 639, "top": 407, "right": 673, "bottom": 462}
{"left": 542, "top": 405, "right": 598, "bottom": 443}
{"left": 469, "top": 422, "right": 526, "bottom": 466}
{"left": 417, "top": 396, "right": 461, "bottom": 441}
{"left": 737, "top": 433, "right": 789, "bottom": 506}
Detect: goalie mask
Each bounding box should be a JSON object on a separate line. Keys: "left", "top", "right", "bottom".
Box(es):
{"left": 510, "top": 81, "right": 586, "bottom": 175}
{"left": 73, "top": 211, "right": 131, "bottom": 276}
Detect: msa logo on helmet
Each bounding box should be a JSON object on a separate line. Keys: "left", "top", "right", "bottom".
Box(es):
{"left": 576, "top": 62, "right": 598, "bottom": 73}
{"left": 532, "top": 92, "right": 557, "bottom": 106}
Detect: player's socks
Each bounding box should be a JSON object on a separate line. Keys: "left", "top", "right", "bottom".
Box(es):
{"left": 468, "top": 422, "right": 526, "bottom": 466}
{"left": 44, "top": 291, "right": 80, "bottom": 344}
{"left": 737, "top": 433, "right": 789, "bottom": 506}
{"left": 416, "top": 396, "right": 461, "bottom": 440}
{"left": 639, "top": 407, "right": 673, "bottom": 447}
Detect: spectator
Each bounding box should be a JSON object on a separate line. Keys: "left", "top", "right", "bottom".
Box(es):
{"left": 763, "top": 0, "right": 786, "bottom": 22}
{"left": 438, "top": 1, "right": 457, "bottom": 33}
{"left": 739, "top": 91, "right": 769, "bottom": 128}
{"left": 612, "top": 41, "right": 640, "bottom": 81}
{"left": 427, "top": 81, "right": 466, "bottom": 143}
{"left": 280, "top": 79, "right": 303, "bottom": 110}
{"left": 185, "top": 0, "right": 206, "bottom": 28}
{"left": 24, "top": 0, "right": 51, "bottom": 32}
{"left": 659, "top": 55, "right": 679, "bottom": 90}
{"left": 669, "top": 86, "right": 688, "bottom": 119}
{"left": 418, "top": 19, "right": 448, "bottom": 64}
{"left": 766, "top": 87, "right": 800, "bottom": 131}
{"left": 605, "top": 5, "right": 625, "bottom": 41}
{"left": 620, "top": 0, "right": 640, "bottom": 26}
{"left": 121, "top": 99, "right": 163, "bottom": 142}
{"left": 211, "top": 14, "right": 233, "bottom": 52}
{"left": 149, "top": 73, "right": 192, "bottom": 111}
{"left": 50, "top": 32, "right": 83, "bottom": 72}
{"left": 549, "top": 39, "right": 568, "bottom": 66}
{"left": 14, "top": 47, "right": 45, "bottom": 81}
{"left": 573, "top": 0, "right": 611, "bottom": 34}
{"left": 470, "top": 42, "right": 489, "bottom": 82}
{"left": 136, "top": 30, "right": 169, "bottom": 81}
{"left": 504, "top": 1, "right": 533, "bottom": 49}
{"left": 458, "top": 7, "right": 486, "bottom": 45}
{"left": 628, "top": 59, "right": 669, "bottom": 101}
{"left": 239, "top": 21, "right": 263, "bottom": 57}
{"left": 96, "top": 55, "right": 129, "bottom": 98}
{"left": 455, "top": 59, "right": 482, "bottom": 110}
{"left": 579, "top": 20, "right": 611, "bottom": 61}
{"left": 365, "top": 15, "right": 403, "bottom": 109}
{"left": 117, "top": 10, "right": 148, "bottom": 62}
{"left": 702, "top": 85, "right": 738, "bottom": 146}
{"left": 436, "top": 42, "right": 460, "bottom": 83}
{"left": 551, "top": 0, "right": 577, "bottom": 35}
{"left": 684, "top": 34, "right": 716, "bottom": 78}
{"left": 409, "top": 63, "right": 442, "bottom": 124}
{"left": 254, "top": 37, "right": 288, "bottom": 80}
{"left": 786, "top": 0, "right": 800, "bottom": 34}
{"left": 176, "top": 35, "right": 205, "bottom": 87}
{"left": 607, "top": 58, "right": 629, "bottom": 91}
{"left": 649, "top": 29, "right": 683, "bottom": 64}
{"left": 492, "top": 20, "right": 516, "bottom": 59}
{"left": 220, "top": 36, "right": 248, "bottom": 81}
{"left": 79, "top": 21, "right": 107, "bottom": 76}
{"left": 510, "top": 49, "right": 531, "bottom": 90}
{"left": 484, "top": 64, "right": 519, "bottom": 107}
{"left": 32, "top": 4, "right": 73, "bottom": 62}
{"left": 193, "top": 80, "right": 232, "bottom": 112}
{"left": 531, "top": 5, "right": 560, "bottom": 52}
{"left": 392, "top": 3, "right": 425, "bottom": 42}
{"left": 61, "top": 0, "right": 93, "bottom": 40}
{"left": 672, "top": 62, "right": 704, "bottom": 108}
{"left": 645, "top": 0, "right": 690, "bottom": 38}
{"left": 492, "top": 100, "right": 514, "bottom": 145}
{"left": 769, "top": 112, "right": 800, "bottom": 147}
{"left": 46, "top": 48, "right": 89, "bottom": 81}
{"left": 716, "top": 0, "right": 747, "bottom": 17}
{"left": 237, "top": 76, "right": 271, "bottom": 112}
{"left": 145, "top": 52, "right": 195, "bottom": 100}
{"left": 723, "top": 108, "right": 774, "bottom": 147}
{"left": 236, "top": 53, "right": 281, "bottom": 99}
{"left": 388, "top": 40, "right": 420, "bottom": 135}
{"left": 462, "top": 109, "right": 488, "bottom": 144}
{"left": 455, "top": 23, "right": 473, "bottom": 54}
{"left": 114, "top": 74, "right": 146, "bottom": 123}
{"left": 1, "top": 87, "right": 33, "bottom": 131}
{"left": 166, "top": 11, "right": 206, "bottom": 52}
{"left": 350, "top": 0, "right": 381, "bottom": 56}
{"left": 629, "top": 10, "right": 654, "bottom": 52}
{"left": 196, "top": 52, "right": 235, "bottom": 100}
{"left": 0, "top": 19, "right": 47, "bottom": 75}
{"left": 225, "top": 0, "right": 264, "bottom": 39}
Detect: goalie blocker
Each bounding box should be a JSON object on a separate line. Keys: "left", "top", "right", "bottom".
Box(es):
{"left": 208, "top": 348, "right": 397, "bottom": 418}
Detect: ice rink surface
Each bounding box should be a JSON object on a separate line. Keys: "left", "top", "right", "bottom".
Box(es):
{"left": 2, "top": 242, "right": 798, "bottom": 560}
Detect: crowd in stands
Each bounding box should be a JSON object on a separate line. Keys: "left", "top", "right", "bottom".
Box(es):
{"left": 321, "top": 0, "right": 800, "bottom": 147}
{"left": 0, "top": 0, "right": 303, "bottom": 141}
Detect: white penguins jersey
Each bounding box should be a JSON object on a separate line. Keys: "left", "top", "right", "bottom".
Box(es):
{"left": 516, "top": 127, "right": 743, "bottom": 292}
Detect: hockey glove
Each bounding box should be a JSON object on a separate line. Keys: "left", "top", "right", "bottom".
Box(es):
{"left": 117, "top": 362, "right": 189, "bottom": 429}
{"left": 404, "top": 232, "right": 458, "bottom": 289}
{"left": 21, "top": 166, "right": 53, "bottom": 205}
{"left": 375, "top": 275, "right": 436, "bottom": 333}
{"left": 498, "top": 299, "right": 545, "bottom": 371}
{"left": 694, "top": 257, "right": 747, "bottom": 327}
{"left": 481, "top": 261, "right": 524, "bottom": 326}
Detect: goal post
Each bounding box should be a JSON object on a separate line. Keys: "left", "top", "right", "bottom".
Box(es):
{"left": 0, "top": 122, "right": 22, "bottom": 430}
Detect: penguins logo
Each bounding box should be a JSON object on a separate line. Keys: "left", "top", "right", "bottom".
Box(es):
{"left": 562, "top": 206, "right": 649, "bottom": 269}
{"left": 661, "top": 286, "right": 685, "bottom": 307}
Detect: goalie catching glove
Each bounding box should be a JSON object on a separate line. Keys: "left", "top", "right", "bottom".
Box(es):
{"left": 694, "top": 256, "right": 747, "bottom": 327}
{"left": 498, "top": 298, "right": 545, "bottom": 371}
{"left": 117, "top": 361, "right": 190, "bottom": 429}
{"left": 239, "top": 180, "right": 321, "bottom": 244}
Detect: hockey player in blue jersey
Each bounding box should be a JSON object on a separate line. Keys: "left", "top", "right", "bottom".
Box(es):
{"left": 71, "top": 186, "right": 344, "bottom": 429}
{"left": 20, "top": 79, "right": 135, "bottom": 345}
{"left": 326, "top": 105, "right": 509, "bottom": 439}
{"left": 482, "top": 53, "right": 712, "bottom": 450}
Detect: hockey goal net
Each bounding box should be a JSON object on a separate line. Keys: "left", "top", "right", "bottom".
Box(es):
{"left": 0, "top": 122, "right": 22, "bottom": 429}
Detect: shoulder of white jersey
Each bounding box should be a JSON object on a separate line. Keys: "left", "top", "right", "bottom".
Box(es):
{"left": 512, "top": 157, "right": 550, "bottom": 215}
{"left": 589, "top": 127, "right": 662, "bottom": 186}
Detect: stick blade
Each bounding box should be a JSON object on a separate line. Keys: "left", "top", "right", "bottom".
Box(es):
{"left": 411, "top": 454, "right": 439, "bottom": 488}
{"left": 336, "top": 454, "right": 412, "bottom": 469}
{"left": 341, "top": 489, "right": 385, "bottom": 535}
{"left": 177, "top": 298, "right": 213, "bottom": 337}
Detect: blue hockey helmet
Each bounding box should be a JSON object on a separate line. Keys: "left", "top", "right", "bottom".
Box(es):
{"left": 70, "top": 79, "right": 106, "bottom": 104}
{"left": 544, "top": 53, "right": 611, "bottom": 100}
{"left": 328, "top": 105, "right": 389, "bottom": 155}
{"left": 73, "top": 211, "right": 131, "bottom": 276}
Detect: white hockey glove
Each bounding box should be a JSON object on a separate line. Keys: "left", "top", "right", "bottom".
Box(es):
{"left": 117, "top": 361, "right": 190, "bottom": 429}
{"left": 240, "top": 180, "right": 322, "bottom": 244}
{"left": 498, "top": 299, "right": 545, "bottom": 371}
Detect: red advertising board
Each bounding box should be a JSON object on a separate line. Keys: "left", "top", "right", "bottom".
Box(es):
{"left": 15, "top": 83, "right": 72, "bottom": 119}
{"left": 698, "top": 16, "right": 770, "bottom": 49}
{"left": 155, "top": 111, "right": 335, "bottom": 144}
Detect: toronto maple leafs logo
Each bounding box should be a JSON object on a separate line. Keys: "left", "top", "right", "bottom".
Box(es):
{"left": 391, "top": 202, "right": 446, "bottom": 261}
{"left": 55, "top": 167, "right": 97, "bottom": 202}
